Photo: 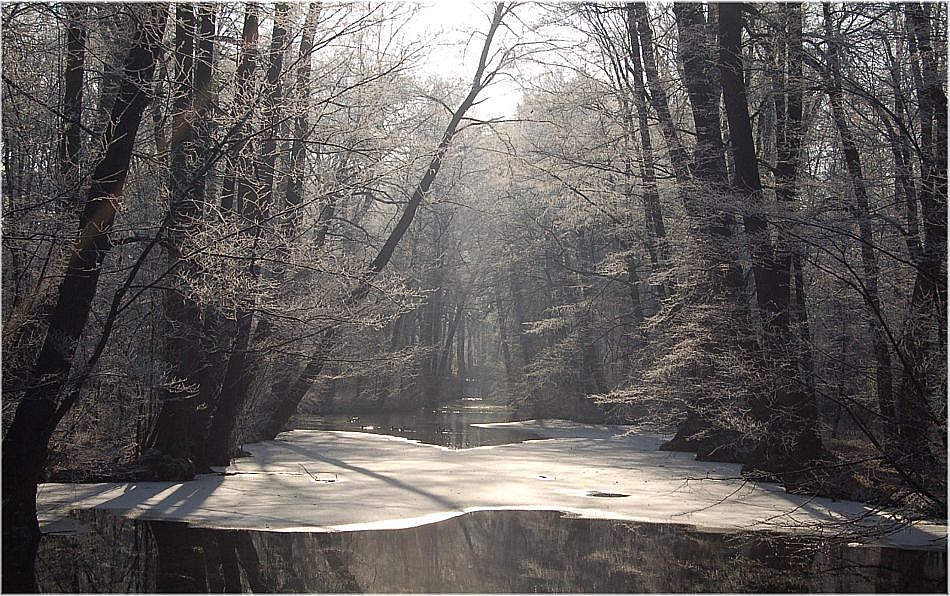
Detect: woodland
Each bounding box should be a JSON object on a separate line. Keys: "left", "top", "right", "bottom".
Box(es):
{"left": 1, "top": 1, "right": 947, "bottom": 592}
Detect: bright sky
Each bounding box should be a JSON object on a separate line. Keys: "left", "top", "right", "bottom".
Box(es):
{"left": 404, "top": 1, "right": 527, "bottom": 119}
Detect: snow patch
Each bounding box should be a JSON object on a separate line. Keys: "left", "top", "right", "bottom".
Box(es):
{"left": 37, "top": 421, "right": 946, "bottom": 549}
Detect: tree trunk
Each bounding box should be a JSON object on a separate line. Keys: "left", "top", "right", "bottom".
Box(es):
{"left": 494, "top": 279, "right": 515, "bottom": 392}
{"left": 720, "top": 3, "right": 823, "bottom": 480}
{"left": 822, "top": 3, "right": 896, "bottom": 425}
{"left": 150, "top": 5, "right": 222, "bottom": 469}
{"left": 508, "top": 263, "right": 532, "bottom": 366}
{"left": 220, "top": 4, "right": 259, "bottom": 213}
{"left": 773, "top": 3, "right": 818, "bottom": 402}
{"left": 896, "top": 2, "right": 946, "bottom": 477}
{"left": 457, "top": 313, "right": 466, "bottom": 382}
{"left": 1, "top": 6, "right": 168, "bottom": 591}
{"left": 204, "top": 312, "right": 254, "bottom": 467}
{"left": 60, "top": 3, "right": 87, "bottom": 200}
{"left": 663, "top": 3, "right": 749, "bottom": 458}
{"left": 630, "top": 3, "right": 692, "bottom": 185}
{"left": 202, "top": 5, "right": 289, "bottom": 464}
{"left": 625, "top": 3, "right": 671, "bottom": 296}
{"left": 193, "top": 4, "right": 216, "bottom": 206}
{"left": 251, "top": 3, "right": 288, "bottom": 221}
{"left": 439, "top": 293, "right": 468, "bottom": 378}
{"left": 284, "top": 3, "right": 321, "bottom": 228}
{"left": 150, "top": 3, "right": 207, "bottom": 467}
{"left": 674, "top": 4, "right": 727, "bottom": 185}
{"left": 575, "top": 230, "right": 607, "bottom": 396}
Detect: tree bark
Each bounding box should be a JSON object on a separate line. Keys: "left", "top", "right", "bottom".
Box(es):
{"left": 663, "top": 3, "right": 749, "bottom": 458}
{"left": 625, "top": 3, "right": 671, "bottom": 296}
{"left": 150, "top": 3, "right": 207, "bottom": 467}
{"left": 203, "top": 5, "right": 289, "bottom": 464}
{"left": 457, "top": 312, "right": 467, "bottom": 381}
{"left": 772, "top": 3, "right": 816, "bottom": 399}
{"left": 193, "top": 4, "right": 216, "bottom": 206}
{"left": 438, "top": 293, "right": 468, "bottom": 378}
{"left": 204, "top": 312, "right": 254, "bottom": 466}
{"left": 284, "top": 3, "right": 322, "bottom": 229}
{"left": 150, "top": 5, "right": 222, "bottom": 469}
{"left": 494, "top": 278, "right": 515, "bottom": 392}
{"left": 251, "top": 3, "right": 289, "bottom": 221}
{"left": 220, "top": 4, "right": 259, "bottom": 213}
{"left": 674, "top": 4, "right": 727, "bottom": 186}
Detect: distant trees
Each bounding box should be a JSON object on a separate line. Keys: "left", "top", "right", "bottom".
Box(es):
{"left": 258, "top": 1, "right": 517, "bottom": 439}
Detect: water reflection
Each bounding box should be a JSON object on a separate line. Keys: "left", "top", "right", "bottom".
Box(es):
{"left": 292, "top": 399, "right": 541, "bottom": 448}
{"left": 38, "top": 509, "right": 946, "bottom": 593}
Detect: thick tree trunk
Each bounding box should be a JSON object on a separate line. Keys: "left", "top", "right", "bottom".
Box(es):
{"left": 1, "top": 6, "right": 167, "bottom": 591}
{"left": 151, "top": 4, "right": 207, "bottom": 468}
{"left": 151, "top": 5, "right": 221, "bottom": 469}
{"left": 220, "top": 4, "right": 259, "bottom": 213}
{"left": 251, "top": 3, "right": 288, "bottom": 220}
{"left": 719, "top": 4, "right": 779, "bottom": 317}
{"left": 773, "top": 4, "right": 817, "bottom": 400}
{"left": 284, "top": 3, "right": 321, "bottom": 228}
{"left": 204, "top": 312, "right": 254, "bottom": 467}
{"left": 261, "top": 327, "right": 336, "bottom": 439}
{"left": 193, "top": 4, "right": 216, "bottom": 206}
{"left": 674, "top": 4, "right": 727, "bottom": 186}
{"left": 663, "top": 3, "right": 749, "bottom": 458}
{"left": 720, "top": 3, "right": 823, "bottom": 480}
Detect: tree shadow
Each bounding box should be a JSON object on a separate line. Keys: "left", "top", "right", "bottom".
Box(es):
{"left": 273, "top": 440, "right": 460, "bottom": 510}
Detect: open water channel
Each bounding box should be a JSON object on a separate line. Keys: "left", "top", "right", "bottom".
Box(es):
{"left": 37, "top": 399, "right": 947, "bottom": 593}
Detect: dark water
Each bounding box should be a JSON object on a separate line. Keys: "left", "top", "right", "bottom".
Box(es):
{"left": 292, "top": 398, "right": 542, "bottom": 448}
{"left": 38, "top": 508, "right": 947, "bottom": 593}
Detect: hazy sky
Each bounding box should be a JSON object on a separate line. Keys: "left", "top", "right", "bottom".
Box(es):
{"left": 407, "top": 1, "right": 527, "bottom": 119}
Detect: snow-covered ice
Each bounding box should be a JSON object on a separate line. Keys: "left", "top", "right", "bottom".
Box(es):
{"left": 36, "top": 420, "right": 947, "bottom": 548}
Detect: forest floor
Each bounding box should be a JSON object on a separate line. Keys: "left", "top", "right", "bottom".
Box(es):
{"left": 36, "top": 420, "right": 946, "bottom": 549}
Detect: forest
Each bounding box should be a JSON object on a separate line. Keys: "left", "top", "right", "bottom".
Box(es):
{"left": 2, "top": 1, "right": 947, "bottom": 593}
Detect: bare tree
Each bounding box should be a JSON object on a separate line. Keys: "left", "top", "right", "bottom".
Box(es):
{"left": 1, "top": 5, "right": 169, "bottom": 590}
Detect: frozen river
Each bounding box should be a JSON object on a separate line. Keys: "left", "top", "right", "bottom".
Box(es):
{"left": 36, "top": 399, "right": 947, "bottom": 592}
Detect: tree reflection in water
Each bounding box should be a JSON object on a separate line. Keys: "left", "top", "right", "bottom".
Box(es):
{"left": 38, "top": 509, "right": 946, "bottom": 593}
